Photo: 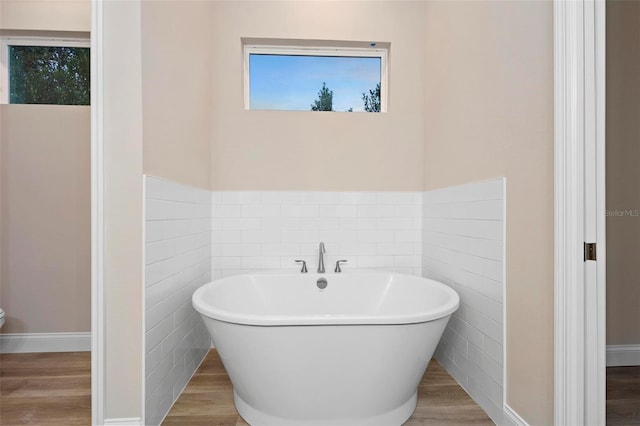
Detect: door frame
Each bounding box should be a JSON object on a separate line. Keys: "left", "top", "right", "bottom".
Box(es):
{"left": 554, "top": 0, "right": 606, "bottom": 424}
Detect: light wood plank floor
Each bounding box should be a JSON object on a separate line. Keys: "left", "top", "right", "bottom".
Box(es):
{"left": 0, "top": 352, "right": 91, "bottom": 426}
{"left": 1, "top": 351, "right": 639, "bottom": 425}
{"left": 163, "top": 349, "right": 493, "bottom": 426}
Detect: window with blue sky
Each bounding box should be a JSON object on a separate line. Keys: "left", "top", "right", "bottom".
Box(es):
{"left": 248, "top": 52, "right": 383, "bottom": 112}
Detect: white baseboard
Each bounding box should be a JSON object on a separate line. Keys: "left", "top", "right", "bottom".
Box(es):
{"left": 0, "top": 332, "right": 91, "bottom": 353}
{"left": 607, "top": 344, "right": 640, "bottom": 367}
{"left": 503, "top": 404, "right": 530, "bottom": 426}
{"left": 103, "top": 418, "right": 142, "bottom": 426}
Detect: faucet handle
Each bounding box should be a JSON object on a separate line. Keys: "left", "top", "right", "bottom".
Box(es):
{"left": 334, "top": 260, "right": 348, "bottom": 273}
{"left": 295, "top": 260, "right": 308, "bottom": 273}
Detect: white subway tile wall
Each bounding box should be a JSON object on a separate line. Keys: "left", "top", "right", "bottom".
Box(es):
{"left": 144, "top": 176, "right": 212, "bottom": 426}
{"left": 422, "top": 179, "right": 505, "bottom": 424}
{"left": 143, "top": 179, "right": 507, "bottom": 424}
{"left": 211, "top": 191, "right": 422, "bottom": 278}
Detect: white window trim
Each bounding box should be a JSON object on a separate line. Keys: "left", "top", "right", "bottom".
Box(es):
{"left": 0, "top": 36, "right": 90, "bottom": 104}
{"left": 243, "top": 44, "right": 388, "bottom": 112}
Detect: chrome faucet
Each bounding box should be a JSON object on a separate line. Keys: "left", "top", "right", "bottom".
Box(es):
{"left": 318, "top": 242, "right": 326, "bottom": 273}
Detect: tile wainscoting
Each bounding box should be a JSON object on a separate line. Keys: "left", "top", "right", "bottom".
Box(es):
{"left": 422, "top": 179, "right": 506, "bottom": 424}
{"left": 144, "top": 176, "right": 212, "bottom": 426}
{"left": 142, "top": 176, "right": 510, "bottom": 424}
{"left": 211, "top": 191, "right": 422, "bottom": 278}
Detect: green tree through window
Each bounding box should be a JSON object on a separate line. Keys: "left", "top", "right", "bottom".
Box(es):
{"left": 9, "top": 46, "right": 90, "bottom": 105}
{"left": 310, "top": 82, "right": 333, "bottom": 111}
{"left": 309, "top": 82, "right": 381, "bottom": 113}
{"left": 362, "top": 83, "right": 381, "bottom": 113}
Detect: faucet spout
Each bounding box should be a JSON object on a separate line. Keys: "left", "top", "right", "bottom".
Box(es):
{"left": 318, "top": 242, "right": 326, "bottom": 273}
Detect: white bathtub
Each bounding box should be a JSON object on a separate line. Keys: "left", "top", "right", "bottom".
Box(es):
{"left": 192, "top": 272, "right": 459, "bottom": 426}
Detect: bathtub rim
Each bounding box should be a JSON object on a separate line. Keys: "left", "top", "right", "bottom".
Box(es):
{"left": 192, "top": 270, "right": 460, "bottom": 327}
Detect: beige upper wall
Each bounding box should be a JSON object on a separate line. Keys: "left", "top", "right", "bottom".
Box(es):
{"left": 210, "top": 0, "right": 425, "bottom": 191}
{"left": 423, "top": 1, "right": 554, "bottom": 424}
{"left": 0, "top": 105, "right": 91, "bottom": 333}
{"left": 606, "top": 0, "right": 640, "bottom": 345}
{"left": 141, "top": 0, "right": 212, "bottom": 190}
{"left": 0, "top": 0, "right": 91, "bottom": 335}
{"left": 0, "top": 0, "right": 90, "bottom": 32}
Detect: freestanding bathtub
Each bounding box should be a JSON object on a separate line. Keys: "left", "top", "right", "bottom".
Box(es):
{"left": 192, "top": 271, "right": 459, "bottom": 426}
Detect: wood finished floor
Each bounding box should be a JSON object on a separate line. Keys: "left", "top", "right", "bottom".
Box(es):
{"left": 163, "top": 350, "right": 493, "bottom": 426}
{"left": 0, "top": 350, "right": 638, "bottom": 425}
{"left": 0, "top": 352, "right": 91, "bottom": 425}
{"left": 607, "top": 366, "right": 640, "bottom": 426}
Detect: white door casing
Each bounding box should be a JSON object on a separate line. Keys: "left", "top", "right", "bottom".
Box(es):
{"left": 554, "top": 0, "right": 606, "bottom": 425}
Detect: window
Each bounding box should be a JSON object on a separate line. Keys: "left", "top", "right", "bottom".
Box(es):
{"left": 1, "top": 37, "right": 90, "bottom": 105}
{"left": 244, "top": 41, "right": 388, "bottom": 112}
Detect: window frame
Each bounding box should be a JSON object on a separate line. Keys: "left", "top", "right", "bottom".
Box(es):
{"left": 243, "top": 43, "right": 389, "bottom": 112}
{"left": 0, "top": 36, "right": 91, "bottom": 105}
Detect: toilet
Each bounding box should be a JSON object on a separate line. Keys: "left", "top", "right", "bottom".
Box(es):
{"left": 0, "top": 308, "right": 4, "bottom": 329}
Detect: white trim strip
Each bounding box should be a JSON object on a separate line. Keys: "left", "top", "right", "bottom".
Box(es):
{"left": 554, "top": 0, "right": 606, "bottom": 424}
{"left": 91, "top": 0, "right": 106, "bottom": 424}
{"left": 0, "top": 36, "right": 90, "bottom": 47}
{"left": 594, "top": 0, "right": 608, "bottom": 422}
{"left": 103, "top": 418, "right": 143, "bottom": 426}
{"left": 607, "top": 345, "right": 640, "bottom": 367}
{"left": 141, "top": 175, "right": 147, "bottom": 425}
{"left": 502, "top": 178, "right": 508, "bottom": 409}
{"left": 0, "top": 332, "right": 91, "bottom": 353}
{"left": 504, "top": 404, "right": 530, "bottom": 426}
{"left": 554, "top": 0, "right": 588, "bottom": 424}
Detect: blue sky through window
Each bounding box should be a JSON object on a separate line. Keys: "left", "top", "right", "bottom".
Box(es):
{"left": 249, "top": 54, "right": 381, "bottom": 112}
